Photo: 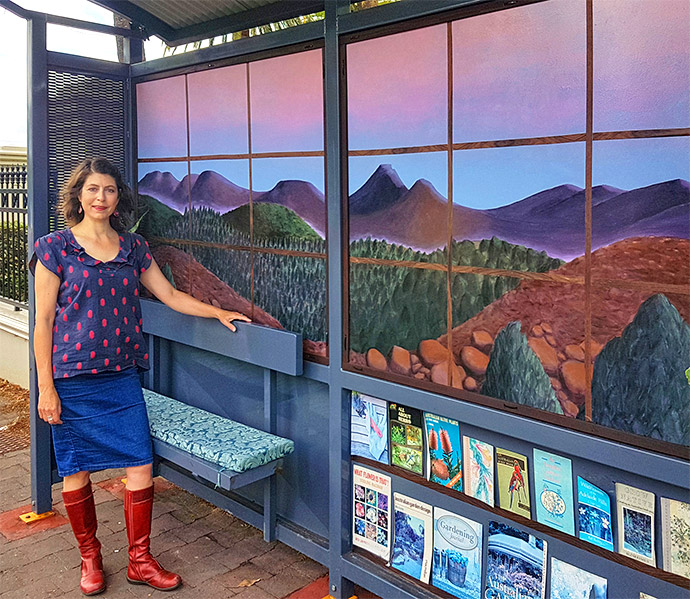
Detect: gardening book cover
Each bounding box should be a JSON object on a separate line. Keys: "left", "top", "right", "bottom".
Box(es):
{"left": 549, "top": 557, "right": 607, "bottom": 599}
{"left": 431, "top": 507, "right": 482, "bottom": 599}
{"left": 462, "top": 436, "right": 494, "bottom": 507}
{"left": 351, "top": 391, "right": 389, "bottom": 464}
{"left": 389, "top": 403, "right": 424, "bottom": 476}
{"left": 533, "top": 449, "right": 575, "bottom": 535}
{"left": 661, "top": 496, "right": 690, "bottom": 578}
{"left": 424, "top": 412, "right": 462, "bottom": 492}
{"left": 352, "top": 464, "right": 391, "bottom": 561}
{"left": 615, "top": 482, "right": 656, "bottom": 567}
{"left": 577, "top": 477, "right": 614, "bottom": 551}
{"left": 496, "top": 447, "right": 531, "bottom": 519}
{"left": 391, "top": 492, "right": 433, "bottom": 583}
{"left": 485, "top": 520, "right": 547, "bottom": 599}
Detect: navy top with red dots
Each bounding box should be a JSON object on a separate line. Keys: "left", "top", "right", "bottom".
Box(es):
{"left": 30, "top": 229, "right": 153, "bottom": 379}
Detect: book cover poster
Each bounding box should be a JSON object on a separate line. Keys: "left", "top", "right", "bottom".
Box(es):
{"left": 615, "top": 483, "right": 656, "bottom": 567}
{"left": 389, "top": 403, "right": 424, "bottom": 475}
{"left": 351, "top": 391, "right": 389, "bottom": 464}
{"left": 391, "top": 493, "right": 433, "bottom": 583}
{"left": 577, "top": 477, "right": 614, "bottom": 551}
{"left": 661, "top": 497, "right": 690, "bottom": 578}
{"left": 485, "top": 520, "right": 547, "bottom": 599}
{"left": 533, "top": 449, "right": 575, "bottom": 535}
{"left": 463, "top": 436, "right": 495, "bottom": 507}
{"left": 425, "top": 412, "right": 462, "bottom": 492}
{"left": 496, "top": 447, "right": 531, "bottom": 519}
{"left": 550, "top": 557, "right": 607, "bottom": 599}
{"left": 431, "top": 507, "right": 482, "bottom": 599}
{"left": 352, "top": 465, "right": 392, "bottom": 561}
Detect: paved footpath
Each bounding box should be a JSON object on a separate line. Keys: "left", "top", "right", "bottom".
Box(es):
{"left": 0, "top": 447, "right": 333, "bottom": 599}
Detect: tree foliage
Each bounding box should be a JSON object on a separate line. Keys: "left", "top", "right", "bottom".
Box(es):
{"left": 482, "top": 321, "right": 563, "bottom": 414}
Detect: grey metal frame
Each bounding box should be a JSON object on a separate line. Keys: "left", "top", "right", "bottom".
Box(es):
{"left": 21, "top": 1, "right": 690, "bottom": 597}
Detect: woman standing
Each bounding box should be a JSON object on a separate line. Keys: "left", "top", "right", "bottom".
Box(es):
{"left": 32, "top": 158, "right": 250, "bottom": 595}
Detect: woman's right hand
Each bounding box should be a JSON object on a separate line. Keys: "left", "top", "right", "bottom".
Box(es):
{"left": 38, "top": 386, "right": 62, "bottom": 425}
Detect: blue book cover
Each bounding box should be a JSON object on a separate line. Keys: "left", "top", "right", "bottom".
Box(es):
{"left": 533, "top": 449, "right": 575, "bottom": 535}
{"left": 577, "top": 477, "right": 613, "bottom": 551}
{"left": 424, "top": 413, "right": 462, "bottom": 492}
{"left": 431, "top": 507, "right": 482, "bottom": 599}
{"left": 550, "top": 557, "right": 607, "bottom": 599}
{"left": 485, "top": 521, "right": 547, "bottom": 599}
{"left": 351, "top": 391, "right": 388, "bottom": 464}
{"left": 391, "top": 493, "right": 433, "bottom": 583}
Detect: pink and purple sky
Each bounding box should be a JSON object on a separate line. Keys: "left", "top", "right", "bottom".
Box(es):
{"left": 137, "top": 0, "right": 688, "bottom": 210}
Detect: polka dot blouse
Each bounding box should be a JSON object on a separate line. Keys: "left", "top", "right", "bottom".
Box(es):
{"left": 31, "top": 229, "right": 153, "bottom": 379}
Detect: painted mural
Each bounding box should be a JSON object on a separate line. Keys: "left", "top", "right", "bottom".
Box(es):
{"left": 346, "top": 0, "right": 690, "bottom": 447}
{"left": 136, "top": 51, "right": 328, "bottom": 357}
{"left": 134, "top": 1, "right": 689, "bottom": 446}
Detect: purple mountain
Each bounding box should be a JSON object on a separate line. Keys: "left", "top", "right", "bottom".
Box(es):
{"left": 257, "top": 180, "right": 326, "bottom": 235}
{"left": 349, "top": 164, "right": 407, "bottom": 215}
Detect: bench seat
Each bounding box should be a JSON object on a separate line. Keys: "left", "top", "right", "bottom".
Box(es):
{"left": 143, "top": 389, "right": 294, "bottom": 477}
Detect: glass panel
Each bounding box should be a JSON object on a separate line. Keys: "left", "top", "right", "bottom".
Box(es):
{"left": 349, "top": 263, "right": 448, "bottom": 372}
{"left": 254, "top": 253, "right": 327, "bottom": 350}
{"left": 591, "top": 137, "right": 690, "bottom": 285}
{"left": 136, "top": 77, "right": 188, "bottom": 159}
{"left": 47, "top": 24, "right": 117, "bottom": 61}
{"left": 136, "top": 161, "right": 188, "bottom": 241}
{"left": 452, "top": 0, "right": 586, "bottom": 142}
{"left": 453, "top": 143, "right": 586, "bottom": 263}
{"left": 349, "top": 153, "right": 448, "bottom": 260}
{"left": 188, "top": 65, "right": 249, "bottom": 156}
{"left": 188, "top": 159, "right": 251, "bottom": 215}
{"left": 347, "top": 24, "right": 447, "bottom": 150}
{"left": 449, "top": 273, "right": 585, "bottom": 417}
{"left": 249, "top": 50, "right": 324, "bottom": 153}
{"left": 252, "top": 157, "right": 326, "bottom": 239}
{"left": 590, "top": 286, "right": 690, "bottom": 446}
{"left": 593, "top": 0, "right": 690, "bottom": 131}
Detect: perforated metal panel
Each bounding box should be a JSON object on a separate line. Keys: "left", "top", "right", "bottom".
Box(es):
{"left": 47, "top": 71, "right": 126, "bottom": 231}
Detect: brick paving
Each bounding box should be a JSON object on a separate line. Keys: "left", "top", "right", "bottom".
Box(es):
{"left": 0, "top": 447, "right": 330, "bottom": 599}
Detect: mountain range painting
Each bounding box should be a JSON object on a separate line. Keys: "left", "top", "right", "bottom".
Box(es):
{"left": 135, "top": 0, "right": 689, "bottom": 447}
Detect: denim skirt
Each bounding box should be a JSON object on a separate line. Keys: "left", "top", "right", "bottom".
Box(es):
{"left": 51, "top": 369, "right": 153, "bottom": 477}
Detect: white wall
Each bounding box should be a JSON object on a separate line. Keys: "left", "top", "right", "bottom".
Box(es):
{"left": 0, "top": 302, "right": 29, "bottom": 388}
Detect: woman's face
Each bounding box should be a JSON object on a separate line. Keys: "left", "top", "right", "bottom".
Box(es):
{"left": 78, "top": 173, "right": 119, "bottom": 222}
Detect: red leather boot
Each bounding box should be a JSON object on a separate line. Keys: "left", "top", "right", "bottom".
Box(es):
{"left": 62, "top": 483, "right": 106, "bottom": 596}
{"left": 124, "top": 486, "right": 181, "bottom": 591}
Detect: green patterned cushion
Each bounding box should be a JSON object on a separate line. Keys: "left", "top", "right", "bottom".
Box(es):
{"left": 143, "top": 389, "right": 294, "bottom": 473}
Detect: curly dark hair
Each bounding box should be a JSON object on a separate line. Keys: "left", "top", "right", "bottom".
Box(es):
{"left": 58, "top": 158, "right": 134, "bottom": 232}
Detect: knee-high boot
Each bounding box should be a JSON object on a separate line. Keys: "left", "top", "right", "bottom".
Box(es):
{"left": 62, "top": 483, "right": 106, "bottom": 596}
{"left": 124, "top": 486, "right": 181, "bottom": 591}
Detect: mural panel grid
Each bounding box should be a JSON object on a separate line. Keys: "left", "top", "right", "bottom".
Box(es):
{"left": 344, "top": 0, "right": 690, "bottom": 451}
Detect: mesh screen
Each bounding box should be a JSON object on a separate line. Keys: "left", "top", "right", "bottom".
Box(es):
{"left": 47, "top": 70, "right": 126, "bottom": 231}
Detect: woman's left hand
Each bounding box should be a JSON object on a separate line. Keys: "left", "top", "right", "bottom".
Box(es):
{"left": 216, "top": 309, "right": 251, "bottom": 332}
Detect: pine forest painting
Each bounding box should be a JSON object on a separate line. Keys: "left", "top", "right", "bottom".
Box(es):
{"left": 135, "top": 1, "right": 689, "bottom": 447}
{"left": 345, "top": 0, "right": 689, "bottom": 448}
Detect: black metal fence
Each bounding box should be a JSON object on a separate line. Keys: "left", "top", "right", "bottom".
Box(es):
{"left": 0, "top": 165, "right": 28, "bottom": 307}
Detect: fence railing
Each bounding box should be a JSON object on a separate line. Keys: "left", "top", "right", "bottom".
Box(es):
{"left": 0, "top": 165, "right": 29, "bottom": 307}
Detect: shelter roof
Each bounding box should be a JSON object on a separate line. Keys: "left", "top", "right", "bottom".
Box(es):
{"left": 90, "top": 0, "right": 325, "bottom": 46}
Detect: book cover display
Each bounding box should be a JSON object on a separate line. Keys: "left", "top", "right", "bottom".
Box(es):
{"left": 577, "top": 477, "right": 614, "bottom": 551}
{"left": 431, "top": 507, "right": 482, "bottom": 599}
{"left": 661, "top": 497, "right": 690, "bottom": 578}
{"left": 351, "top": 391, "right": 389, "bottom": 464}
{"left": 352, "top": 465, "right": 392, "bottom": 561}
{"left": 533, "top": 449, "right": 575, "bottom": 535}
{"left": 425, "top": 413, "right": 462, "bottom": 492}
{"left": 391, "top": 493, "right": 433, "bottom": 583}
{"left": 485, "top": 521, "right": 547, "bottom": 599}
{"left": 496, "top": 447, "right": 531, "bottom": 519}
{"left": 389, "top": 404, "right": 424, "bottom": 475}
{"left": 463, "top": 436, "right": 495, "bottom": 507}
{"left": 615, "top": 483, "right": 656, "bottom": 566}
{"left": 550, "top": 557, "right": 607, "bottom": 599}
